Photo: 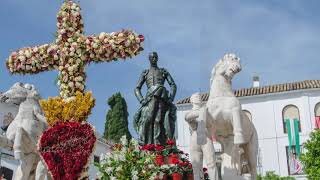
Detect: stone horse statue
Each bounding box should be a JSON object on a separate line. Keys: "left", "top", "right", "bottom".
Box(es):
{"left": 206, "top": 54, "right": 258, "bottom": 180}
{"left": 0, "top": 82, "right": 51, "bottom": 180}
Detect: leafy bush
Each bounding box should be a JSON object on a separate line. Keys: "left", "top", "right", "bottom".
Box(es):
{"left": 95, "top": 136, "right": 159, "bottom": 180}
{"left": 257, "top": 171, "right": 294, "bottom": 180}
{"left": 300, "top": 130, "right": 320, "bottom": 180}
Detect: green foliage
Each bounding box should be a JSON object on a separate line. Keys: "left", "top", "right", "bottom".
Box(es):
{"left": 95, "top": 136, "right": 160, "bottom": 180}
{"left": 257, "top": 171, "right": 294, "bottom": 180}
{"left": 104, "top": 92, "right": 132, "bottom": 142}
{"left": 300, "top": 130, "right": 320, "bottom": 180}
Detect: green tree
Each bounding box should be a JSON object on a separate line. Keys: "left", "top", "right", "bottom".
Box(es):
{"left": 104, "top": 92, "right": 132, "bottom": 142}
{"left": 257, "top": 171, "right": 294, "bottom": 180}
{"left": 300, "top": 130, "right": 320, "bottom": 180}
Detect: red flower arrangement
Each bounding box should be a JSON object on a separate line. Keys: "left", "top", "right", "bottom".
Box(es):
{"left": 166, "top": 139, "right": 175, "bottom": 146}
{"left": 38, "top": 122, "right": 96, "bottom": 180}
{"left": 140, "top": 144, "right": 165, "bottom": 153}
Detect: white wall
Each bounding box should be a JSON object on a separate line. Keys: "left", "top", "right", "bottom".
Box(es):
{"left": 176, "top": 89, "right": 320, "bottom": 178}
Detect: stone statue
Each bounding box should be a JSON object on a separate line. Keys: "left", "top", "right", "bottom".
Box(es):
{"left": 185, "top": 93, "right": 218, "bottom": 180}
{"left": 2, "top": 112, "right": 14, "bottom": 132}
{"left": 134, "top": 52, "right": 177, "bottom": 145}
{"left": 0, "top": 83, "right": 51, "bottom": 180}
{"left": 205, "top": 54, "right": 258, "bottom": 180}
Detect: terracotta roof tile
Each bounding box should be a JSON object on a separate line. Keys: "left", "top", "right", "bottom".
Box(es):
{"left": 176, "top": 80, "right": 320, "bottom": 105}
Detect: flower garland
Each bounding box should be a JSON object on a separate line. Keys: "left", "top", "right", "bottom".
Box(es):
{"left": 6, "top": 0, "right": 144, "bottom": 99}
{"left": 38, "top": 122, "right": 97, "bottom": 180}
{"left": 40, "top": 91, "right": 95, "bottom": 127}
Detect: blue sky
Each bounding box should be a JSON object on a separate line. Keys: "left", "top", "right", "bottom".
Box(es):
{"left": 1, "top": 0, "right": 320, "bottom": 136}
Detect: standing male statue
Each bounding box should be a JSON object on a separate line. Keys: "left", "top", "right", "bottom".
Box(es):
{"left": 134, "top": 52, "right": 177, "bottom": 145}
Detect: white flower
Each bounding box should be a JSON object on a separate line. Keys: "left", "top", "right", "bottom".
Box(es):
{"left": 76, "top": 49, "right": 82, "bottom": 55}
{"left": 128, "top": 34, "right": 135, "bottom": 40}
{"left": 54, "top": 55, "right": 59, "bottom": 60}
{"left": 8, "top": 57, "right": 13, "bottom": 63}
{"left": 18, "top": 55, "right": 26, "bottom": 62}
{"left": 69, "top": 27, "right": 74, "bottom": 32}
{"left": 25, "top": 50, "right": 32, "bottom": 58}
{"left": 148, "top": 164, "right": 155, "bottom": 169}
{"left": 68, "top": 66, "right": 73, "bottom": 72}
{"left": 67, "top": 38, "right": 73, "bottom": 43}
{"left": 72, "top": 12, "right": 79, "bottom": 17}
{"left": 99, "top": 32, "right": 106, "bottom": 40}
{"left": 18, "top": 50, "right": 24, "bottom": 55}
{"left": 60, "top": 29, "right": 66, "bottom": 34}
{"left": 79, "top": 84, "right": 85, "bottom": 90}
{"left": 71, "top": 42, "right": 78, "bottom": 47}
{"left": 115, "top": 166, "right": 122, "bottom": 172}
{"left": 106, "top": 167, "right": 113, "bottom": 174}
{"left": 120, "top": 135, "right": 128, "bottom": 145}
{"left": 75, "top": 76, "right": 83, "bottom": 82}
{"left": 69, "top": 47, "right": 75, "bottom": 52}
{"left": 75, "top": 82, "right": 82, "bottom": 88}
{"left": 71, "top": 4, "right": 77, "bottom": 10}
{"left": 125, "top": 41, "right": 131, "bottom": 47}
{"left": 131, "top": 170, "right": 139, "bottom": 180}
{"left": 92, "top": 43, "right": 98, "bottom": 49}
{"left": 69, "top": 51, "right": 75, "bottom": 56}
{"left": 26, "top": 65, "right": 31, "bottom": 70}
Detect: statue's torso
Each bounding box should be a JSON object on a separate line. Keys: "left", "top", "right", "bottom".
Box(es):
{"left": 145, "top": 68, "right": 166, "bottom": 88}
{"left": 7, "top": 99, "right": 46, "bottom": 143}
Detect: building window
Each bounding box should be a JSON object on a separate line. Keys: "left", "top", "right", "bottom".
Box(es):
{"left": 285, "top": 145, "right": 304, "bottom": 175}
{"left": 94, "top": 155, "right": 100, "bottom": 163}
{"left": 243, "top": 110, "right": 252, "bottom": 122}
{"left": 314, "top": 102, "right": 320, "bottom": 129}
{"left": 0, "top": 166, "right": 14, "bottom": 180}
{"left": 282, "top": 105, "right": 301, "bottom": 133}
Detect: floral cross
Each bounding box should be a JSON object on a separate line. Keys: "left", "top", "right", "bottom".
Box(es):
{"left": 6, "top": 0, "right": 144, "bottom": 99}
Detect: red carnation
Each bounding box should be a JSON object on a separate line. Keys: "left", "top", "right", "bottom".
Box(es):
{"left": 166, "top": 139, "right": 175, "bottom": 146}
{"left": 172, "top": 158, "right": 180, "bottom": 165}
{"left": 138, "top": 34, "right": 144, "bottom": 42}
{"left": 203, "top": 167, "right": 208, "bottom": 172}
{"left": 155, "top": 144, "right": 164, "bottom": 151}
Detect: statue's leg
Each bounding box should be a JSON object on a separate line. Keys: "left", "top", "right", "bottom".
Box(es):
{"left": 147, "top": 98, "right": 158, "bottom": 144}
{"left": 154, "top": 99, "right": 167, "bottom": 144}
{"left": 36, "top": 160, "right": 50, "bottom": 180}
{"left": 232, "top": 107, "right": 245, "bottom": 144}
{"left": 14, "top": 153, "right": 37, "bottom": 180}
{"left": 202, "top": 138, "right": 218, "bottom": 180}
{"left": 190, "top": 134, "right": 204, "bottom": 180}
{"left": 13, "top": 126, "right": 24, "bottom": 160}
{"left": 28, "top": 156, "right": 39, "bottom": 180}
{"left": 246, "top": 131, "right": 258, "bottom": 180}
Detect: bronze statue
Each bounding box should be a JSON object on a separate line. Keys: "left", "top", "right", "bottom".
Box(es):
{"left": 134, "top": 52, "right": 177, "bottom": 145}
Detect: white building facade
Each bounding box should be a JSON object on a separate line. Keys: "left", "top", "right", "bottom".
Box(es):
{"left": 175, "top": 80, "right": 320, "bottom": 178}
